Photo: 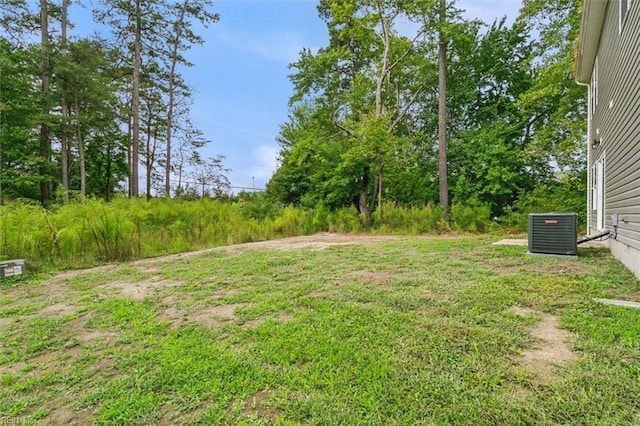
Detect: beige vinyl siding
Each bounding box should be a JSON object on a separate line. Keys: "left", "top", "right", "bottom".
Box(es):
{"left": 589, "top": 1, "right": 640, "bottom": 249}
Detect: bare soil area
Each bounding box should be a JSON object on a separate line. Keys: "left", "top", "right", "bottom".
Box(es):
{"left": 510, "top": 306, "right": 578, "bottom": 380}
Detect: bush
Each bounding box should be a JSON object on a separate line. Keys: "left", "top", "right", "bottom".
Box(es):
{"left": 502, "top": 179, "right": 587, "bottom": 233}
{"left": 451, "top": 199, "right": 493, "bottom": 233}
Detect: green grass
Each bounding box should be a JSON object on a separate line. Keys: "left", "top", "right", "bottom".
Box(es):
{"left": 1, "top": 235, "right": 639, "bottom": 425}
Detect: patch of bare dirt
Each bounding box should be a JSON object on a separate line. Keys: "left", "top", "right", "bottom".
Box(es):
{"left": 306, "top": 288, "right": 329, "bottom": 298}
{"left": 157, "top": 407, "right": 177, "bottom": 426}
{"left": 97, "top": 278, "right": 183, "bottom": 301}
{"left": 38, "top": 301, "right": 76, "bottom": 318}
{"left": 40, "top": 397, "right": 94, "bottom": 426}
{"left": 510, "top": 306, "right": 535, "bottom": 317}
{"left": 243, "top": 389, "right": 279, "bottom": 420}
{"left": 77, "top": 330, "right": 118, "bottom": 344}
{"left": 135, "top": 265, "right": 163, "bottom": 274}
{"left": 510, "top": 306, "right": 578, "bottom": 380}
{"left": 158, "top": 307, "right": 186, "bottom": 328}
{"left": 353, "top": 270, "right": 392, "bottom": 286}
{"left": 54, "top": 264, "right": 119, "bottom": 279}
{"left": 0, "top": 317, "right": 12, "bottom": 327}
{"left": 97, "top": 357, "right": 114, "bottom": 371}
{"left": 226, "top": 233, "right": 407, "bottom": 254}
{"left": 160, "top": 303, "right": 247, "bottom": 329}
{"left": 206, "top": 303, "right": 245, "bottom": 320}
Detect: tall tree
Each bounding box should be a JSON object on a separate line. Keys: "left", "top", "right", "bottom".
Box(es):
{"left": 94, "top": 0, "right": 167, "bottom": 198}
{"left": 438, "top": 0, "right": 448, "bottom": 218}
{"left": 163, "top": 0, "right": 218, "bottom": 198}
{"left": 190, "top": 154, "right": 230, "bottom": 197}
{"left": 39, "top": 0, "right": 51, "bottom": 205}
{"left": 173, "top": 120, "right": 208, "bottom": 196}
{"left": 287, "top": 0, "right": 438, "bottom": 221}
{"left": 516, "top": 0, "right": 586, "bottom": 179}
{"left": 131, "top": 0, "right": 142, "bottom": 197}
{"left": 0, "top": 41, "right": 41, "bottom": 202}
{"left": 59, "top": 0, "right": 70, "bottom": 203}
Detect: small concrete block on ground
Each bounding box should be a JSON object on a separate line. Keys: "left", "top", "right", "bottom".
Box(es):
{"left": 593, "top": 298, "right": 640, "bottom": 309}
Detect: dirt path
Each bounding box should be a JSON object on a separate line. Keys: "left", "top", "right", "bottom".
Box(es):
{"left": 510, "top": 306, "right": 578, "bottom": 381}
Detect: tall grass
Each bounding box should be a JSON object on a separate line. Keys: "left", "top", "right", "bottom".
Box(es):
{"left": 0, "top": 197, "right": 495, "bottom": 271}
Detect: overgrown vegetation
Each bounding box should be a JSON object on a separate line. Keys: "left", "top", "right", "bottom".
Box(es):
{"left": 0, "top": 196, "right": 509, "bottom": 271}
{"left": 1, "top": 236, "right": 638, "bottom": 424}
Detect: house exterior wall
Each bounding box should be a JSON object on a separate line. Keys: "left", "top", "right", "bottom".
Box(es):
{"left": 587, "top": 1, "right": 640, "bottom": 277}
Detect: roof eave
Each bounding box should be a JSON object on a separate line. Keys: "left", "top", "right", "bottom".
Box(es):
{"left": 576, "top": 0, "right": 608, "bottom": 83}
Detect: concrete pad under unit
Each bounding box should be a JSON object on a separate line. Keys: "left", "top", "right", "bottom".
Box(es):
{"left": 492, "top": 239, "right": 528, "bottom": 246}
{"left": 492, "top": 239, "right": 608, "bottom": 248}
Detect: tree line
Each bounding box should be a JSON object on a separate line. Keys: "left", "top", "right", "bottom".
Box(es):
{"left": 267, "top": 0, "right": 587, "bottom": 222}
{"left": 0, "top": 0, "right": 229, "bottom": 205}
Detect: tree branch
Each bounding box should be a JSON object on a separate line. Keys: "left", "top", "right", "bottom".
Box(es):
{"left": 390, "top": 84, "right": 425, "bottom": 131}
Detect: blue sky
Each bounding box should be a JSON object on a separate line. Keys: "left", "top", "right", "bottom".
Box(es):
{"left": 182, "top": 1, "right": 328, "bottom": 192}
{"left": 183, "top": 0, "right": 523, "bottom": 193}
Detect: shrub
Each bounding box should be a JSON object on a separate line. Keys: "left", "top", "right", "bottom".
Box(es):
{"left": 451, "top": 199, "right": 493, "bottom": 233}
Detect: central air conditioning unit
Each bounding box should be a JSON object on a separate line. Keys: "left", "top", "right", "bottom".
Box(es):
{"left": 528, "top": 213, "right": 578, "bottom": 256}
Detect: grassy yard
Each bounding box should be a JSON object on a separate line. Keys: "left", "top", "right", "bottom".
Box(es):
{"left": 1, "top": 234, "right": 639, "bottom": 425}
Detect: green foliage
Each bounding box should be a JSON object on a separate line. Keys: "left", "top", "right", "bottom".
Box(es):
{"left": 502, "top": 174, "right": 588, "bottom": 232}
{"left": 327, "top": 207, "right": 364, "bottom": 233}
{"left": 271, "top": 0, "right": 586, "bottom": 223}
{"left": 371, "top": 203, "right": 447, "bottom": 234}
{"left": 451, "top": 199, "right": 494, "bottom": 233}
{"left": 0, "top": 41, "right": 44, "bottom": 202}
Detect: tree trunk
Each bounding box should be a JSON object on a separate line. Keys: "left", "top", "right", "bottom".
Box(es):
{"left": 60, "top": 0, "right": 70, "bottom": 203}
{"left": 105, "top": 140, "right": 113, "bottom": 202}
{"left": 39, "top": 0, "right": 51, "bottom": 205}
{"left": 165, "top": 2, "right": 187, "bottom": 198}
{"left": 146, "top": 124, "right": 152, "bottom": 201}
{"left": 130, "top": 0, "right": 141, "bottom": 198}
{"left": 0, "top": 139, "right": 3, "bottom": 206}
{"left": 73, "top": 90, "right": 86, "bottom": 197}
{"left": 374, "top": 3, "right": 391, "bottom": 219}
{"left": 146, "top": 126, "right": 158, "bottom": 201}
{"left": 438, "top": 0, "right": 449, "bottom": 219}
{"left": 377, "top": 160, "right": 383, "bottom": 222}
{"left": 127, "top": 104, "right": 132, "bottom": 197}
{"left": 358, "top": 167, "right": 371, "bottom": 222}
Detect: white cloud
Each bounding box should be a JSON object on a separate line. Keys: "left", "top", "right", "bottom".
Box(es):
{"left": 216, "top": 27, "right": 311, "bottom": 63}
{"left": 253, "top": 143, "right": 279, "bottom": 180}
{"left": 457, "top": 0, "right": 522, "bottom": 25}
